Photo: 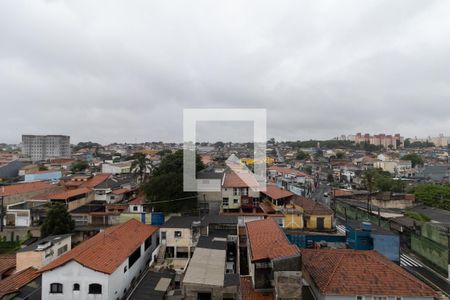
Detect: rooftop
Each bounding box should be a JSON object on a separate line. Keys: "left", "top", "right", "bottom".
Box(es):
{"left": 261, "top": 185, "right": 294, "bottom": 200}
{"left": 0, "top": 267, "right": 40, "bottom": 298}
{"left": 48, "top": 187, "right": 91, "bottom": 200}
{"left": 301, "top": 249, "right": 437, "bottom": 297}
{"left": 129, "top": 270, "right": 175, "bottom": 300}
{"left": 40, "top": 219, "right": 158, "bottom": 274}
{"left": 0, "top": 181, "right": 53, "bottom": 197}
{"left": 19, "top": 234, "right": 72, "bottom": 252}
{"left": 240, "top": 276, "right": 274, "bottom": 300}
{"left": 0, "top": 255, "right": 16, "bottom": 275}
{"left": 246, "top": 218, "right": 299, "bottom": 262}
{"left": 162, "top": 216, "right": 204, "bottom": 229}
{"left": 293, "top": 196, "right": 333, "bottom": 215}
{"left": 182, "top": 247, "right": 226, "bottom": 287}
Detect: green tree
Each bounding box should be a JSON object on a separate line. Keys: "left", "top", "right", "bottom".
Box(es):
{"left": 142, "top": 150, "right": 205, "bottom": 213}
{"left": 401, "top": 153, "right": 424, "bottom": 168}
{"left": 296, "top": 150, "right": 309, "bottom": 160}
{"left": 71, "top": 160, "right": 89, "bottom": 173}
{"left": 336, "top": 151, "right": 345, "bottom": 159}
{"left": 414, "top": 184, "right": 450, "bottom": 211}
{"left": 131, "top": 153, "right": 153, "bottom": 183}
{"left": 41, "top": 203, "right": 75, "bottom": 237}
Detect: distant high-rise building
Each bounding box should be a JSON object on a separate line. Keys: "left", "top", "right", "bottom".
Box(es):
{"left": 353, "top": 133, "right": 404, "bottom": 149}
{"left": 21, "top": 135, "right": 71, "bottom": 161}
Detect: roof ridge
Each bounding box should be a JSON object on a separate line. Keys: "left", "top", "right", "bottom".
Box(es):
{"left": 322, "top": 251, "right": 345, "bottom": 293}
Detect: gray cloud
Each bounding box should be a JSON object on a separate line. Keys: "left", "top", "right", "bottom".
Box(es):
{"left": 1, "top": 0, "right": 450, "bottom": 144}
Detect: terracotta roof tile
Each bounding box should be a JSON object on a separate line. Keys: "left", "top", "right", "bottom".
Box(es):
{"left": 0, "top": 181, "right": 53, "bottom": 197}
{"left": 302, "top": 249, "right": 438, "bottom": 297}
{"left": 246, "top": 219, "right": 299, "bottom": 262}
{"left": 293, "top": 196, "right": 333, "bottom": 215}
{"left": 111, "top": 188, "right": 129, "bottom": 195}
{"left": 40, "top": 219, "right": 158, "bottom": 274}
{"left": 261, "top": 185, "right": 293, "bottom": 200}
{"left": 48, "top": 187, "right": 91, "bottom": 200}
{"left": 129, "top": 193, "right": 146, "bottom": 205}
{"left": 0, "top": 255, "right": 16, "bottom": 275}
{"left": 222, "top": 171, "right": 259, "bottom": 188}
{"left": 79, "top": 173, "right": 111, "bottom": 188}
{"left": 0, "top": 267, "right": 40, "bottom": 298}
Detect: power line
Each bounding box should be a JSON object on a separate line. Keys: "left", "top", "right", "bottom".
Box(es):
{"left": 143, "top": 195, "right": 198, "bottom": 205}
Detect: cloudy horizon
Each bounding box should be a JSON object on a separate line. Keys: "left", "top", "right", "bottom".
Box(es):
{"left": 1, "top": 0, "right": 450, "bottom": 144}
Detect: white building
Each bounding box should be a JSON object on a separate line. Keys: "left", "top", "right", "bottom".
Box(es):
{"left": 16, "top": 234, "right": 72, "bottom": 272}
{"left": 40, "top": 219, "right": 160, "bottom": 300}
{"left": 101, "top": 161, "right": 132, "bottom": 174}
{"left": 21, "top": 135, "right": 71, "bottom": 161}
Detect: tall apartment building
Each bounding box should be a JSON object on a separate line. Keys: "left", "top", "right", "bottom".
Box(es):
{"left": 354, "top": 133, "right": 404, "bottom": 149}
{"left": 21, "top": 135, "right": 71, "bottom": 161}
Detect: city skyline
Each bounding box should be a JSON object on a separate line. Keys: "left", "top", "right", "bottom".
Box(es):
{"left": 1, "top": 1, "right": 450, "bottom": 144}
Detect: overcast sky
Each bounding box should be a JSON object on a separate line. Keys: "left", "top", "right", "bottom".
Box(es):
{"left": 1, "top": 0, "right": 450, "bottom": 144}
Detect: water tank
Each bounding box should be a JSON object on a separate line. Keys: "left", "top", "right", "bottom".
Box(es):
{"left": 361, "top": 222, "right": 372, "bottom": 231}
{"left": 151, "top": 212, "right": 165, "bottom": 225}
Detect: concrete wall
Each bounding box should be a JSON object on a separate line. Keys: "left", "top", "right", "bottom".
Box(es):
{"left": 16, "top": 236, "right": 71, "bottom": 271}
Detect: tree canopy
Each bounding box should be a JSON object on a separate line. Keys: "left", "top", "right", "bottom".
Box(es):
{"left": 414, "top": 184, "right": 450, "bottom": 211}
{"left": 142, "top": 150, "right": 205, "bottom": 214}
{"left": 71, "top": 160, "right": 89, "bottom": 173}
{"left": 401, "top": 153, "right": 424, "bottom": 168}
{"left": 41, "top": 203, "right": 75, "bottom": 237}
{"left": 363, "top": 168, "right": 405, "bottom": 193}
{"left": 296, "top": 150, "right": 309, "bottom": 160}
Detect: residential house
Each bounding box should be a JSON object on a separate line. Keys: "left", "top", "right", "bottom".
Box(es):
{"left": 246, "top": 219, "right": 301, "bottom": 291}
{"left": 16, "top": 234, "right": 72, "bottom": 272}
{"left": 48, "top": 187, "right": 93, "bottom": 211}
{"left": 101, "top": 161, "right": 132, "bottom": 174}
{"left": 222, "top": 171, "right": 260, "bottom": 211}
{"left": 5, "top": 200, "right": 47, "bottom": 227}
{"left": 159, "top": 216, "right": 204, "bottom": 259}
{"left": 0, "top": 181, "right": 59, "bottom": 206}
{"left": 24, "top": 170, "right": 62, "bottom": 182}
{"left": 267, "top": 166, "right": 313, "bottom": 196}
{"left": 40, "top": 219, "right": 160, "bottom": 300}
{"left": 293, "top": 196, "right": 334, "bottom": 231}
{"left": 301, "top": 249, "right": 437, "bottom": 300}
{"left": 182, "top": 237, "right": 240, "bottom": 300}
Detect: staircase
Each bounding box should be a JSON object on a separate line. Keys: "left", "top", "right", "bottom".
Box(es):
{"left": 156, "top": 244, "right": 166, "bottom": 264}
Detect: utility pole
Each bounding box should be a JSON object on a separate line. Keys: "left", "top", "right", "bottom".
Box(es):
{"left": 0, "top": 187, "right": 4, "bottom": 232}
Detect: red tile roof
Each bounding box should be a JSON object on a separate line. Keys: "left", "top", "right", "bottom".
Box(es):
{"left": 111, "top": 188, "right": 129, "bottom": 195}
{"left": 79, "top": 173, "right": 111, "bottom": 188}
{"left": 0, "top": 267, "right": 40, "bottom": 298}
{"left": 0, "top": 255, "right": 16, "bottom": 275}
{"left": 293, "top": 196, "right": 333, "bottom": 216}
{"left": 246, "top": 219, "right": 299, "bottom": 262}
{"left": 0, "top": 181, "right": 53, "bottom": 197}
{"left": 129, "top": 193, "right": 146, "bottom": 205}
{"left": 240, "top": 276, "right": 274, "bottom": 300}
{"left": 301, "top": 249, "right": 438, "bottom": 297}
{"left": 261, "top": 185, "right": 293, "bottom": 200}
{"left": 40, "top": 219, "right": 158, "bottom": 274}
{"left": 48, "top": 187, "right": 91, "bottom": 200}
{"left": 222, "top": 171, "right": 259, "bottom": 188}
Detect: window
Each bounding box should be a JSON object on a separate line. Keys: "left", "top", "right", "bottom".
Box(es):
{"left": 57, "top": 245, "right": 68, "bottom": 256}
{"left": 73, "top": 283, "right": 80, "bottom": 291}
{"left": 144, "top": 235, "right": 152, "bottom": 250}
{"left": 223, "top": 198, "right": 229, "bottom": 206}
{"left": 233, "top": 199, "right": 238, "bottom": 204}
{"left": 356, "top": 297, "right": 364, "bottom": 300}
{"left": 174, "top": 231, "right": 182, "bottom": 238}
{"left": 373, "top": 297, "right": 387, "bottom": 300}
{"left": 50, "top": 283, "right": 63, "bottom": 294}
{"left": 88, "top": 283, "right": 102, "bottom": 294}
{"left": 128, "top": 247, "right": 141, "bottom": 268}
{"left": 396, "top": 297, "right": 402, "bottom": 300}
{"left": 161, "top": 231, "right": 166, "bottom": 240}
{"left": 133, "top": 206, "right": 138, "bottom": 211}
{"left": 124, "top": 265, "right": 128, "bottom": 273}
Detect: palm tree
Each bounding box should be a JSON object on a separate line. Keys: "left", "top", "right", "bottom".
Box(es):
{"left": 131, "top": 153, "right": 154, "bottom": 183}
